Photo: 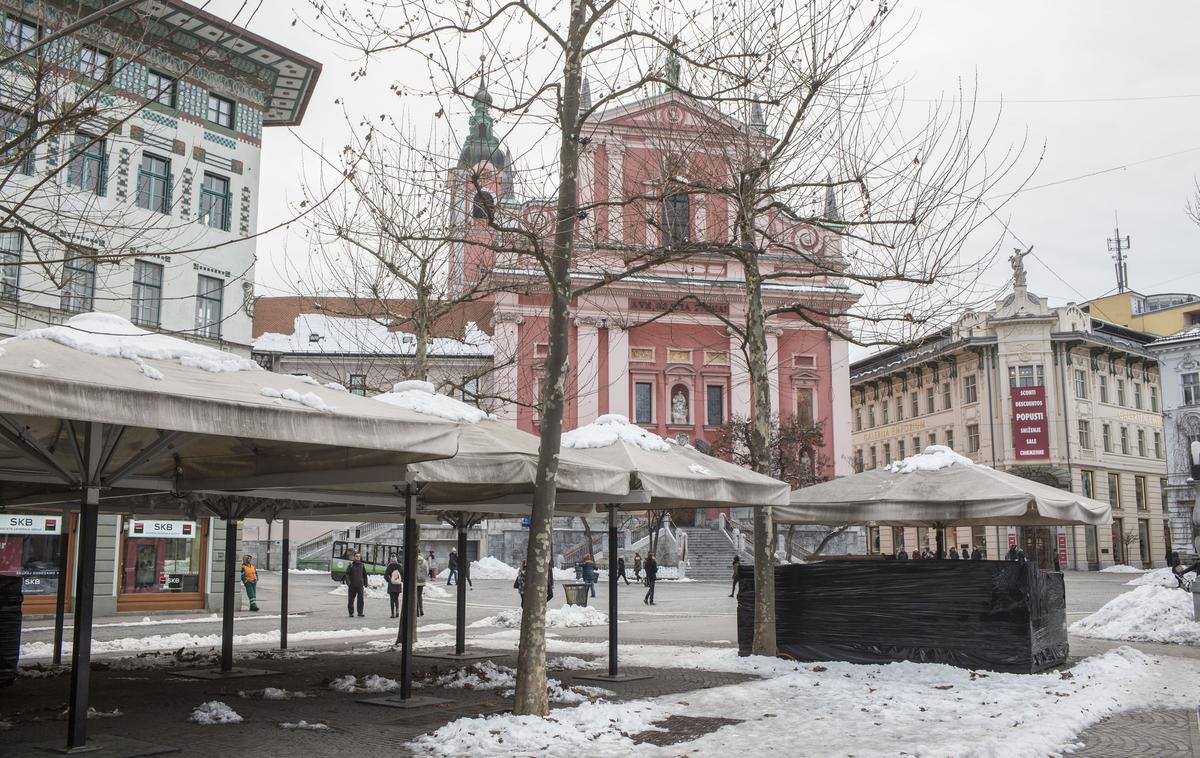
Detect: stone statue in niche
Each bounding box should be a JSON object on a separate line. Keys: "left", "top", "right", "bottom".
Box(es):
{"left": 671, "top": 387, "right": 689, "bottom": 425}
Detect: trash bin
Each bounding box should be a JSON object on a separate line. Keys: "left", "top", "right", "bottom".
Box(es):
{"left": 562, "top": 583, "right": 590, "bottom": 607}
{"left": 0, "top": 576, "right": 23, "bottom": 687}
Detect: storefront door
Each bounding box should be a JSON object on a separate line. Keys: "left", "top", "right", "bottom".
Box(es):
{"left": 117, "top": 517, "right": 208, "bottom": 612}
{"left": 1019, "top": 526, "right": 1057, "bottom": 570}
{"left": 0, "top": 514, "right": 73, "bottom": 614}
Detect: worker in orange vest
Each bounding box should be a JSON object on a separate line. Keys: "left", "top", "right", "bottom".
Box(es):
{"left": 241, "top": 555, "right": 259, "bottom": 612}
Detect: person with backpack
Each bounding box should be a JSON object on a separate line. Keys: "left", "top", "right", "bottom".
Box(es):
{"left": 385, "top": 554, "right": 403, "bottom": 618}
{"left": 344, "top": 552, "right": 368, "bottom": 618}
{"left": 643, "top": 554, "right": 658, "bottom": 605}
{"left": 240, "top": 555, "right": 259, "bottom": 612}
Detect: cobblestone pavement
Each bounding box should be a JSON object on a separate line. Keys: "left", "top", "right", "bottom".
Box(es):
{"left": 1072, "top": 708, "right": 1199, "bottom": 758}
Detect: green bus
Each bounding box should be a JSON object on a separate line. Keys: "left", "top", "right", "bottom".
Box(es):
{"left": 329, "top": 540, "right": 404, "bottom": 582}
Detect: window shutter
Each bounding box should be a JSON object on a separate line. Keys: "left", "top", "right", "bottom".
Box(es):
{"left": 164, "top": 167, "right": 172, "bottom": 213}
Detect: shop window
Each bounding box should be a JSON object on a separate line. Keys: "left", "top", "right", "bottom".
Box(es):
{"left": 1080, "top": 469, "right": 1094, "bottom": 499}
{"left": 0, "top": 514, "right": 63, "bottom": 598}
{"left": 120, "top": 518, "right": 202, "bottom": 595}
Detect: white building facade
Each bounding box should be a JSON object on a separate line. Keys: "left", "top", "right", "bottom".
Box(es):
{"left": 1147, "top": 325, "right": 1200, "bottom": 562}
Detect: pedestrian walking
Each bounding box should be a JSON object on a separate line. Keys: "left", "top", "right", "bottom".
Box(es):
{"left": 344, "top": 551, "right": 367, "bottom": 618}
{"left": 896, "top": 548, "right": 909, "bottom": 560}
{"left": 971, "top": 545, "right": 983, "bottom": 560}
{"left": 416, "top": 551, "right": 430, "bottom": 617}
{"left": 385, "top": 554, "right": 403, "bottom": 618}
{"left": 240, "top": 555, "right": 259, "bottom": 612}
{"left": 633, "top": 552, "right": 643, "bottom": 583}
{"left": 427, "top": 549, "right": 437, "bottom": 580}
{"left": 948, "top": 546, "right": 959, "bottom": 560}
{"left": 580, "top": 554, "right": 598, "bottom": 597}
{"left": 1006, "top": 545, "right": 1018, "bottom": 562}
{"left": 617, "top": 556, "right": 630, "bottom": 585}
{"left": 729, "top": 556, "right": 741, "bottom": 597}
{"left": 643, "top": 554, "right": 658, "bottom": 605}
{"left": 447, "top": 549, "right": 459, "bottom": 585}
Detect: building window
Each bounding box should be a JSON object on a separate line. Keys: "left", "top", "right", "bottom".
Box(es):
{"left": 67, "top": 133, "right": 106, "bottom": 196}
{"left": 895, "top": 397, "right": 904, "bottom": 421}
{"left": 470, "top": 189, "right": 494, "bottom": 220}
{"left": 130, "top": 260, "right": 163, "bottom": 327}
{"left": 1102, "top": 423, "right": 1111, "bottom": 452}
{"left": 1136, "top": 429, "right": 1146, "bottom": 457}
{"left": 1, "top": 108, "right": 34, "bottom": 175}
{"left": 1138, "top": 519, "right": 1151, "bottom": 565}
{"left": 1078, "top": 419, "right": 1091, "bottom": 449}
{"left": 928, "top": 432, "right": 937, "bottom": 448}
{"left": 194, "top": 275, "right": 223, "bottom": 339}
{"left": 1183, "top": 373, "right": 1200, "bottom": 406}
{"left": 854, "top": 407, "right": 861, "bottom": 432}
{"left": 963, "top": 374, "right": 978, "bottom": 404}
{"left": 136, "top": 153, "right": 171, "bottom": 214}
{"left": 869, "top": 446, "right": 877, "bottom": 469}
{"left": 207, "top": 93, "right": 234, "bottom": 129}
{"left": 119, "top": 516, "right": 204, "bottom": 596}
{"left": 60, "top": 252, "right": 96, "bottom": 312}
{"left": 1117, "top": 379, "right": 1126, "bottom": 406}
{"left": 1074, "top": 369, "right": 1088, "bottom": 399}
{"left": 942, "top": 382, "right": 952, "bottom": 410}
{"left": 1150, "top": 385, "right": 1159, "bottom": 412}
{"left": 911, "top": 393, "right": 919, "bottom": 417}
{"left": 660, "top": 192, "right": 689, "bottom": 246}
{"left": 883, "top": 443, "right": 891, "bottom": 465}
{"left": 1107, "top": 473, "right": 1121, "bottom": 509}
{"left": 867, "top": 405, "right": 875, "bottom": 428}
{"left": 78, "top": 45, "right": 111, "bottom": 80}
{"left": 1133, "top": 383, "right": 1143, "bottom": 410}
{"left": 925, "top": 386, "right": 935, "bottom": 414}
{"left": 200, "top": 172, "right": 231, "bottom": 231}
{"left": 348, "top": 374, "right": 368, "bottom": 396}
{"left": 945, "top": 429, "right": 954, "bottom": 451}
{"left": 1081, "top": 469, "right": 1094, "bottom": 499}
{"left": 897, "top": 439, "right": 906, "bottom": 459}
{"left": 1008, "top": 364, "right": 1043, "bottom": 388}
{"left": 1160, "top": 478, "right": 1169, "bottom": 510}
{"left": 634, "top": 381, "right": 653, "bottom": 424}
{"left": 1134, "top": 475, "right": 1147, "bottom": 511}
{"left": 706, "top": 384, "right": 725, "bottom": 426}
{"left": 881, "top": 402, "right": 889, "bottom": 425}
{"left": 1099, "top": 374, "right": 1109, "bottom": 403}
{"left": 967, "top": 423, "right": 980, "bottom": 453}
{"left": 912, "top": 436, "right": 921, "bottom": 455}
{"left": 463, "top": 377, "right": 480, "bottom": 406}
{"left": 3, "top": 15, "right": 40, "bottom": 52}
{"left": 853, "top": 449, "right": 863, "bottom": 471}
{"left": 1154, "top": 431, "right": 1162, "bottom": 459}
{"left": 1120, "top": 426, "right": 1129, "bottom": 455}
{"left": 147, "top": 70, "right": 176, "bottom": 108}
{"left": 0, "top": 229, "right": 20, "bottom": 299}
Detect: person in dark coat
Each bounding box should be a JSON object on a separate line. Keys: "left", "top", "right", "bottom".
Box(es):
{"left": 460, "top": 553, "right": 473, "bottom": 589}
{"left": 910, "top": 548, "right": 922, "bottom": 561}
{"left": 1006, "top": 545, "right": 1018, "bottom": 561}
{"left": 643, "top": 555, "right": 659, "bottom": 605}
{"left": 344, "top": 552, "right": 368, "bottom": 618}
{"left": 617, "top": 556, "right": 630, "bottom": 585}
{"left": 948, "top": 547, "right": 959, "bottom": 560}
{"left": 971, "top": 546, "right": 983, "bottom": 560}
{"left": 729, "top": 556, "right": 741, "bottom": 597}
{"left": 896, "top": 548, "right": 909, "bottom": 560}
{"left": 633, "top": 552, "right": 643, "bottom": 582}
{"left": 515, "top": 561, "right": 555, "bottom": 607}
{"left": 580, "top": 555, "right": 598, "bottom": 597}
{"left": 447, "top": 549, "right": 459, "bottom": 585}
{"left": 385, "top": 554, "right": 403, "bottom": 618}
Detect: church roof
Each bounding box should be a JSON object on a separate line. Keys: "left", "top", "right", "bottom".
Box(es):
{"left": 458, "top": 81, "right": 509, "bottom": 171}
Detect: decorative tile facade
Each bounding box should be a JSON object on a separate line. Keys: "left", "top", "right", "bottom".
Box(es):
{"left": 179, "top": 167, "right": 194, "bottom": 222}
{"left": 141, "top": 109, "right": 178, "bottom": 131}
{"left": 203, "top": 131, "right": 237, "bottom": 151}
{"left": 235, "top": 104, "right": 263, "bottom": 141}
{"left": 238, "top": 186, "right": 252, "bottom": 237}
{"left": 176, "top": 81, "right": 207, "bottom": 121}
{"left": 114, "top": 147, "right": 130, "bottom": 202}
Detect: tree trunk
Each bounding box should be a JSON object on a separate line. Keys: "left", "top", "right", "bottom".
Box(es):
{"left": 811, "top": 525, "right": 850, "bottom": 557}
{"left": 581, "top": 517, "right": 595, "bottom": 562}
{"left": 264, "top": 519, "right": 273, "bottom": 570}
{"left": 785, "top": 524, "right": 795, "bottom": 562}
{"left": 513, "top": 0, "right": 587, "bottom": 718}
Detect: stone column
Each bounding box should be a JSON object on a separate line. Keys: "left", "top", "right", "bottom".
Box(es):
{"left": 491, "top": 311, "right": 524, "bottom": 424}
{"left": 830, "top": 334, "right": 852, "bottom": 475}
{"left": 607, "top": 323, "right": 630, "bottom": 417}
{"left": 606, "top": 142, "right": 625, "bottom": 245}
{"left": 575, "top": 316, "right": 602, "bottom": 424}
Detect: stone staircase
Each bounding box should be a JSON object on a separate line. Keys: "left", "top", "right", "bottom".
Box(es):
{"left": 680, "top": 526, "right": 744, "bottom": 580}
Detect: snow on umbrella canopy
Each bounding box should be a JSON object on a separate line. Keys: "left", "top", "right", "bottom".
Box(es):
{"left": 560, "top": 414, "right": 791, "bottom": 509}
{"left": 373, "top": 381, "right": 629, "bottom": 506}
{"left": 775, "top": 445, "right": 1112, "bottom": 527}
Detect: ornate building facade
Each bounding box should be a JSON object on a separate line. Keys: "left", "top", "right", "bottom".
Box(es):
{"left": 1147, "top": 325, "right": 1200, "bottom": 562}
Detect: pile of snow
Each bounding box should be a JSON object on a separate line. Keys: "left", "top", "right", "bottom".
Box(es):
{"left": 470, "top": 556, "right": 519, "bottom": 580}
{"left": 329, "top": 674, "right": 402, "bottom": 693}
{"left": 4, "top": 313, "right": 259, "bottom": 378}
{"left": 189, "top": 701, "right": 242, "bottom": 725}
{"left": 252, "top": 314, "right": 493, "bottom": 358}
{"left": 471, "top": 604, "right": 608, "bottom": 629}
{"left": 328, "top": 573, "right": 390, "bottom": 599}
{"left": 406, "top": 647, "right": 1200, "bottom": 757}
{"left": 20, "top": 625, "right": 397, "bottom": 660}
{"left": 431, "top": 661, "right": 610, "bottom": 704}
{"left": 239, "top": 687, "right": 308, "bottom": 700}
{"left": 374, "top": 380, "right": 492, "bottom": 423}
{"left": 260, "top": 386, "right": 333, "bottom": 412}
{"left": 423, "top": 582, "right": 450, "bottom": 599}
{"left": 30, "top": 358, "right": 46, "bottom": 369}
{"left": 562, "top": 414, "right": 671, "bottom": 452}
{"left": 687, "top": 463, "right": 714, "bottom": 476}
{"left": 885, "top": 444, "right": 974, "bottom": 474}
{"left": 1069, "top": 585, "right": 1200, "bottom": 645}
{"left": 1125, "top": 567, "right": 1181, "bottom": 587}
{"left": 1099, "top": 564, "right": 1144, "bottom": 574}
{"left": 281, "top": 721, "right": 330, "bottom": 731}
{"left": 288, "top": 568, "right": 328, "bottom": 575}
{"left": 62, "top": 707, "right": 122, "bottom": 720}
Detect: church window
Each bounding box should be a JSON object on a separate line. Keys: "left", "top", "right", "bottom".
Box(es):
{"left": 471, "top": 189, "right": 494, "bottom": 220}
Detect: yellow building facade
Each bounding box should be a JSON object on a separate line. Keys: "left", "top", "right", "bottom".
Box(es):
{"left": 1086, "top": 291, "right": 1200, "bottom": 337}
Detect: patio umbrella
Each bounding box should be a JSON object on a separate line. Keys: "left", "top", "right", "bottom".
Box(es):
{"left": 0, "top": 313, "right": 460, "bottom": 752}
{"left": 560, "top": 414, "right": 791, "bottom": 682}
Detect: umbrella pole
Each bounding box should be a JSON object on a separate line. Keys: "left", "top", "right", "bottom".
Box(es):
{"left": 66, "top": 422, "right": 101, "bottom": 751}
{"left": 399, "top": 486, "right": 417, "bottom": 700}
{"left": 607, "top": 504, "right": 618, "bottom": 677}
{"left": 51, "top": 504, "right": 70, "bottom": 666}
{"left": 220, "top": 517, "right": 237, "bottom": 673}
{"left": 935, "top": 527, "right": 945, "bottom": 560}
{"left": 280, "top": 519, "right": 289, "bottom": 650}
{"left": 455, "top": 521, "right": 467, "bottom": 656}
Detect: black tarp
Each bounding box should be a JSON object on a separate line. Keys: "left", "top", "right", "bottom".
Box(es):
{"left": 737, "top": 560, "right": 1067, "bottom": 673}
{"left": 0, "top": 576, "right": 22, "bottom": 686}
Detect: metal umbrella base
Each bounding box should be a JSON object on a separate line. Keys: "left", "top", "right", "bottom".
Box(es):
{"left": 413, "top": 650, "right": 497, "bottom": 661}
{"left": 172, "top": 667, "right": 277, "bottom": 680}
{"left": 37, "top": 734, "right": 179, "bottom": 756}
{"left": 357, "top": 694, "right": 453, "bottom": 709}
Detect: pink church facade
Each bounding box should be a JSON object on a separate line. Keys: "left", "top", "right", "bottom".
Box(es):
{"left": 449, "top": 85, "right": 858, "bottom": 484}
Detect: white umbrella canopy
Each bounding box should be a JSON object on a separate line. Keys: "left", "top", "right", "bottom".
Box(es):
{"left": 560, "top": 414, "right": 791, "bottom": 509}
{"left": 775, "top": 446, "right": 1112, "bottom": 527}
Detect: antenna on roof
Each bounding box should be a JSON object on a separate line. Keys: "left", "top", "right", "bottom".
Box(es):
{"left": 1107, "top": 212, "right": 1131, "bottom": 293}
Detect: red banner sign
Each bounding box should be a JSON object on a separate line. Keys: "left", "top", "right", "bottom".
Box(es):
{"left": 1010, "top": 385, "right": 1049, "bottom": 461}
{"left": 1057, "top": 527, "right": 1068, "bottom": 566}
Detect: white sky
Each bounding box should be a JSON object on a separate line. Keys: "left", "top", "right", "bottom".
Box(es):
{"left": 222, "top": 1, "right": 1200, "bottom": 344}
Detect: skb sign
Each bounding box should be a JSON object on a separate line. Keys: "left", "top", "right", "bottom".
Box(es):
{"left": 126, "top": 519, "right": 197, "bottom": 539}
{"left": 1010, "top": 385, "right": 1049, "bottom": 461}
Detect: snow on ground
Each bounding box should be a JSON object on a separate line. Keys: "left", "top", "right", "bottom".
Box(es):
{"left": 1125, "top": 567, "right": 1181, "bottom": 587}
{"left": 20, "top": 625, "right": 398, "bottom": 660}
{"left": 469, "top": 556, "right": 518, "bottom": 580}
{"left": 189, "top": 701, "right": 242, "bottom": 725}
{"left": 288, "top": 568, "right": 328, "bottom": 574}
{"left": 1099, "top": 564, "right": 1145, "bottom": 573}
{"left": 470, "top": 604, "right": 608, "bottom": 629}
{"left": 238, "top": 687, "right": 308, "bottom": 700}
{"left": 423, "top": 583, "right": 450, "bottom": 599}
{"left": 562, "top": 414, "right": 672, "bottom": 452}
{"left": 329, "top": 674, "right": 402, "bottom": 693}
{"left": 1069, "top": 585, "right": 1200, "bottom": 645}
{"left": 429, "top": 660, "right": 610, "bottom": 704}
{"left": 328, "top": 574, "right": 390, "bottom": 599}
{"left": 408, "top": 646, "right": 1200, "bottom": 757}
{"left": 654, "top": 566, "right": 692, "bottom": 581}
{"left": 547, "top": 656, "right": 602, "bottom": 670}
{"left": 281, "top": 721, "right": 331, "bottom": 731}
{"left": 23, "top": 613, "right": 300, "bottom": 633}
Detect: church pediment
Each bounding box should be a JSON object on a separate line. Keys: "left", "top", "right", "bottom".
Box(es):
{"left": 594, "top": 94, "right": 759, "bottom": 141}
